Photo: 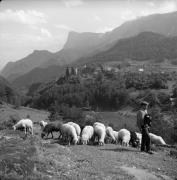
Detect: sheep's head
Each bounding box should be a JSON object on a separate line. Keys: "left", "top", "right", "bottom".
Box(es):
{"left": 81, "top": 138, "right": 87, "bottom": 145}
{"left": 98, "top": 141, "right": 104, "bottom": 146}
{"left": 39, "top": 121, "right": 44, "bottom": 127}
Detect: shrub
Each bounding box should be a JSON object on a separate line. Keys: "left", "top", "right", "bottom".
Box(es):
{"left": 0, "top": 113, "right": 20, "bottom": 130}
{"left": 149, "top": 106, "right": 174, "bottom": 143}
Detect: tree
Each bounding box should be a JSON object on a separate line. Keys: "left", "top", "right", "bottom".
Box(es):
{"left": 65, "top": 67, "right": 70, "bottom": 78}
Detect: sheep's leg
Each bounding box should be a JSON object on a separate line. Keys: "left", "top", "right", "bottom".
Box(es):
{"left": 24, "top": 126, "right": 27, "bottom": 135}
{"left": 29, "top": 127, "right": 33, "bottom": 135}
{"left": 47, "top": 132, "right": 49, "bottom": 137}
{"left": 58, "top": 132, "right": 62, "bottom": 139}
{"left": 51, "top": 132, "right": 53, "bottom": 139}
{"left": 68, "top": 137, "right": 71, "bottom": 146}
{"left": 31, "top": 127, "right": 33, "bottom": 135}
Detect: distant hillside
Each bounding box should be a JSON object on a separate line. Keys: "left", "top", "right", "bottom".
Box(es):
{"left": 64, "top": 11, "right": 177, "bottom": 57}
{"left": 9, "top": 48, "right": 95, "bottom": 88}
{"left": 0, "top": 75, "right": 19, "bottom": 104}
{"left": 75, "top": 32, "right": 177, "bottom": 64}
{"left": 48, "top": 48, "right": 92, "bottom": 67}
{"left": 1, "top": 50, "right": 54, "bottom": 80}
{"left": 12, "top": 65, "right": 65, "bottom": 87}
{"left": 2, "top": 48, "right": 94, "bottom": 83}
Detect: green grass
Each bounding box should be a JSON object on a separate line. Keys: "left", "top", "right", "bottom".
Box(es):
{"left": 98, "top": 110, "right": 138, "bottom": 132}
{"left": 0, "top": 104, "right": 49, "bottom": 124}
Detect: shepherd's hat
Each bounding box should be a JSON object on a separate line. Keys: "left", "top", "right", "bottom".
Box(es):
{"left": 140, "top": 101, "right": 149, "bottom": 106}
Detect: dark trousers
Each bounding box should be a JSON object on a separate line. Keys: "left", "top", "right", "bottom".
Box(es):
{"left": 141, "top": 126, "right": 151, "bottom": 152}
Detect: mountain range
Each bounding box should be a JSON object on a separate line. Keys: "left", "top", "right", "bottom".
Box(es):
{"left": 75, "top": 32, "right": 177, "bottom": 65}
{"left": 1, "top": 11, "right": 177, "bottom": 88}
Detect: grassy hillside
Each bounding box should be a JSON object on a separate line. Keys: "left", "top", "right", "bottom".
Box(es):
{"left": 98, "top": 110, "right": 137, "bottom": 131}
{"left": 0, "top": 104, "right": 49, "bottom": 125}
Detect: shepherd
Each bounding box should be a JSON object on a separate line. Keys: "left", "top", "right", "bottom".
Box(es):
{"left": 137, "top": 101, "right": 153, "bottom": 154}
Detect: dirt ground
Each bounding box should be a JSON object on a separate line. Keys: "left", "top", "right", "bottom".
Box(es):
{"left": 0, "top": 127, "right": 177, "bottom": 180}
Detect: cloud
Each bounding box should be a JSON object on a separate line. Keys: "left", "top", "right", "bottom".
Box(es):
{"left": 40, "top": 28, "right": 52, "bottom": 38}
{"left": 96, "top": 26, "right": 114, "bottom": 33}
{"left": 94, "top": 15, "right": 102, "bottom": 22}
{"left": 121, "top": 9, "right": 137, "bottom": 21}
{"left": 55, "top": 24, "right": 72, "bottom": 31}
{"left": 63, "top": 0, "right": 84, "bottom": 8}
{"left": 0, "top": 9, "right": 47, "bottom": 25}
{"left": 159, "top": 1, "right": 177, "bottom": 13}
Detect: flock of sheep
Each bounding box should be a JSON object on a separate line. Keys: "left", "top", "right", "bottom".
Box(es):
{"left": 12, "top": 118, "right": 166, "bottom": 148}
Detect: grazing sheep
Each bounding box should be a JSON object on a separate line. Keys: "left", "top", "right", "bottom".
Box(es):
{"left": 66, "top": 122, "right": 81, "bottom": 141}
{"left": 118, "top": 129, "right": 130, "bottom": 146}
{"left": 60, "top": 123, "right": 78, "bottom": 145}
{"left": 149, "top": 133, "right": 166, "bottom": 145}
{"left": 106, "top": 126, "right": 116, "bottom": 143}
{"left": 94, "top": 122, "right": 105, "bottom": 128}
{"left": 93, "top": 122, "right": 106, "bottom": 146}
{"left": 39, "top": 120, "right": 48, "bottom": 130}
{"left": 81, "top": 125, "right": 94, "bottom": 145}
{"left": 13, "top": 119, "right": 33, "bottom": 135}
{"left": 41, "top": 122, "right": 61, "bottom": 139}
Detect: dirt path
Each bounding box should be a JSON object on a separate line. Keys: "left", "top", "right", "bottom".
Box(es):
{"left": 121, "top": 166, "right": 173, "bottom": 180}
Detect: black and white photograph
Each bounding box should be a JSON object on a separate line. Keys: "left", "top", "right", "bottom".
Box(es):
{"left": 0, "top": 0, "right": 177, "bottom": 179}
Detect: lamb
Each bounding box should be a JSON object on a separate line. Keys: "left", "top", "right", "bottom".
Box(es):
{"left": 39, "top": 120, "right": 48, "bottom": 130}
{"left": 118, "top": 129, "right": 130, "bottom": 146}
{"left": 13, "top": 119, "right": 33, "bottom": 135}
{"left": 149, "top": 133, "right": 166, "bottom": 145}
{"left": 41, "top": 122, "right": 61, "bottom": 139}
{"left": 66, "top": 122, "right": 81, "bottom": 140}
{"left": 106, "top": 126, "right": 116, "bottom": 143}
{"left": 93, "top": 122, "right": 106, "bottom": 146}
{"left": 81, "top": 125, "right": 94, "bottom": 145}
{"left": 60, "top": 123, "right": 78, "bottom": 145}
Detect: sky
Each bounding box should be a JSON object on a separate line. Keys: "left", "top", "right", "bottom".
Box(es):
{"left": 0, "top": 0, "right": 177, "bottom": 70}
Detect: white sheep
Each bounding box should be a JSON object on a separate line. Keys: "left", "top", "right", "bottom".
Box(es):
{"left": 94, "top": 122, "right": 105, "bottom": 128}
{"left": 66, "top": 122, "right": 81, "bottom": 141}
{"left": 39, "top": 120, "right": 48, "bottom": 130}
{"left": 13, "top": 119, "right": 33, "bottom": 135}
{"left": 81, "top": 125, "right": 94, "bottom": 145}
{"left": 118, "top": 129, "right": 130, "bottom": 146}
{"left": 60, "top": 123, "right": 78, "bottom": 145}
{"left": 106, "top": 126, "right": 116, "bottom": 143}
{"left": 149, "top": 133, "right": 166, "bottom": 145}
{"left": 93, "top": 122, "right": 106, "bottom": 146}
